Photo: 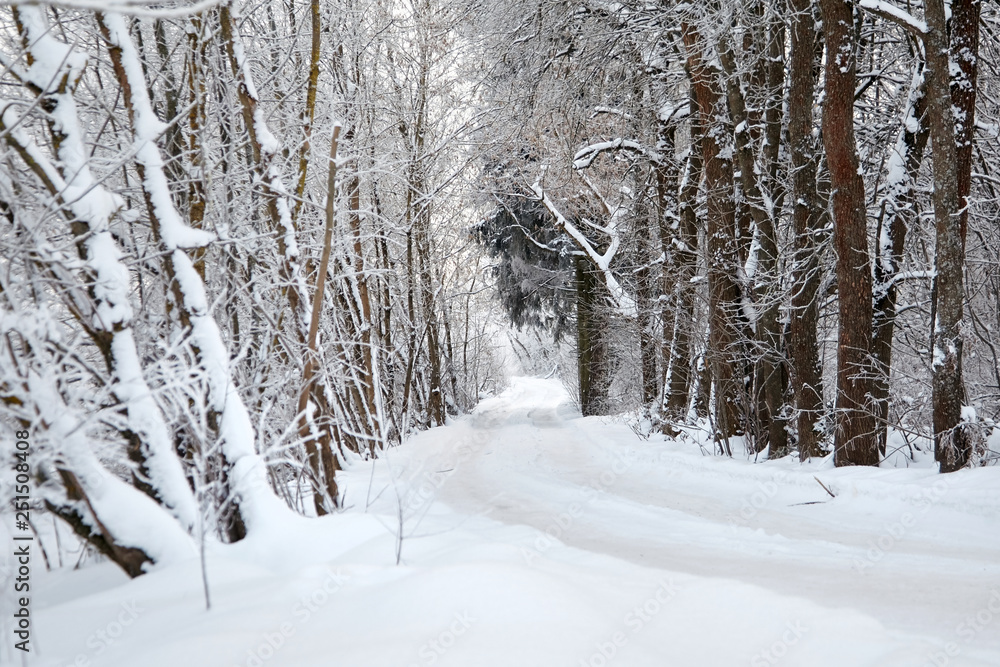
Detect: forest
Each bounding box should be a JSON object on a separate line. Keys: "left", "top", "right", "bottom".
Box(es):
{"left": 1, "top": 0, "right": 999, "bottom": 665}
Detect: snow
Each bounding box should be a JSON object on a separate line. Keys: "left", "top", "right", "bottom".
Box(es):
{"left": 254, "top": 109, "right": 281, "bottom": 156}
{"left": 17, "top": 378, "right": 1000, "bottom": 667}
{"left": 857, "top": 0, "right": 927, "bottom": 35}
{"left": 17, "top": 7, "right": 88, "bottom": 90}
{"left": 24, "top": 372, "right": 197, "bottom": 568}
{"left": 91, "top": 11, "right": 295, "bottom": 536}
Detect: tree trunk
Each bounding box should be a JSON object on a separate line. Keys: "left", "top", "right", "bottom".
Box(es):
{"left": 872, "top": 66, "right": 928, "bottom": 455}
{"left": 819, "top": 0, "right": 879, "bottom": 465}
{"left": 293, "top": 0, "right": 322, "bottom": 220}
{"left": 298, "top": 126, "right": 342, "bottom": 515}
{"left": 637, "top": 244, "right": 659, "bottom": 406}
{"left": 663, "top": 93, "right": 702, "bottom": 427}
{"left": 950, "top": 0, "right": 979, "bottom": 249}
{"left": 577, "top": 259, "right": 610, "bottom": 416}
{"left": 925, "top": 0, "right": 972, "bottom": 471}
{"left": 683, "top": 23, "right": 745, "bottom": 440}
{"left": 788, "top": 0, "right": 825, "bottom": 460}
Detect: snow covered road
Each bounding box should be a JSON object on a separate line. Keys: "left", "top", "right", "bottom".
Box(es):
{"left": 16, "top": 376, "right": 1000, "bottom": 667}
{"left": 443, "top": 378, "right": 1000, "bottom": 647}
{"left": 357, "top": 377, "right": 1000, "bottom": 665}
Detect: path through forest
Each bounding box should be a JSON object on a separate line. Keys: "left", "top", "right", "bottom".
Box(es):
{"left": 426, "top": 378, "right": 1000, "bottom": 650}
{"left": 365, "top": 377, "right": 1000, "bottom": 664}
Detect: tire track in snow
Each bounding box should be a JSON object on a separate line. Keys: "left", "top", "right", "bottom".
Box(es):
{"left": 429, "top": 378, "right": 1000, "bottom": 654}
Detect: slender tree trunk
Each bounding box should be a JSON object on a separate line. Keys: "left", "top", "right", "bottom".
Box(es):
{"left": 788, "top": 0, "right": 825, "bottom": 459}
{"left": 372, "top": 177, "right": 396, "bottom": 435}
{"left": 185, "top": 13, "right": 209, "bottom": 279}
{"left": 419, "top": 218, "right": 446, "bottom": 426}
{"left": 293, "top": 0, "right": 322, "bottom": 220}
{"left": 925, "top": 0, "right": 972, "bottom": 471}
{"left": 663, "top": 94, "right": 702, "bottom": 426}
{"left": 401, "top": 225, "right": 418, "bottom": 429}
{"left": 683, "top": 23, "right": 745, "bottom": 440}
{"left": 872, "top": 66, "right": 928, "bottom": 455}
{"left": 576, "top": 259, "right": 609, "bottom": 415}
{"left": 654, "top": 126, "right": 679, "bottom": 414}
{"left": 298, "top": 126, "right": 342, "bottom": 515}
{"left": 153, "top": 18, "right": 183, "bottom": 185}
{"left": 347, "top": 171, "right": 382, "bottom": 446}
{"left": 950, "top": 0, "right": 979, "bottom": 249}
{"left": 637, "top": 265, "right": 659, "bottom": 406}
{"left": 637, "top": 192, "right": 659, "bottom": 406}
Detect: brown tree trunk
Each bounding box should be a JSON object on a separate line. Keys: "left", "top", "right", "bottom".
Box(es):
{"left": 298, "top": 127, "right": 342, "bottom": 515}
{"left": 293, "top": 0, "right": 322, "bottom": 220}
{"left": 788, "top": 0, "right": 825, "bottom": 460}
{"left": 683, "top": 24, "right": 745, "bottom": 440}
{"left": 577, "top": 259, "right": 610, "bottom": 416}
{"left": 950, "top": 0, "right": 979, "bottom": 249}
{"left": 407, "top": 43, "right": 446, "bottom": 428}
{"left": 926, "top": 0, "right": 972, "bottom": 471}
{"left": 348, "top": 172, "right": 382, "bottom": 443}
{"left": 819, "top": 0, "right": 878, "bottom": 466}
{"left": 185, "top": 13, "right": 209, "bottom": 279}
{"left": 637, "top": 242, "right": 659, "bottom": 406}
{"left": 653, "top": 127, "right": 678, "bottom": 415}
{"left": 419, "top": 222, "right": 446, "bottom": 426}
{"left": 46, "top": 471, "right": 152, "bottom": 579}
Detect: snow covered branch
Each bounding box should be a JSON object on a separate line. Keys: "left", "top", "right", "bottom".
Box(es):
{"left": 857, "top": 0, "right": 927, "bottom": 37}
{"left": 2, "top": 0, "right": 227, "bottom": 19}
{"left": 9, "top": 7, "right": 200, "bottom": 536}
{"left": 572, "top": 138, "right": 660, "bottom": 170}
{"left": 531, "top": 175, "right": 636, "bottom": 318}
{"left": 97, "top": 10, "right": 293, "bottom": 535}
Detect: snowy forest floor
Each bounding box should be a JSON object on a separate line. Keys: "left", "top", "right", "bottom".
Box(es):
{"left": 7, "top": 377, "right": 1000, "bottom": 667}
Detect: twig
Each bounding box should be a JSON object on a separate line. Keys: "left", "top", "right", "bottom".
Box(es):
{"left": 814, "top": 476, "right": 836, "bottom": 499}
